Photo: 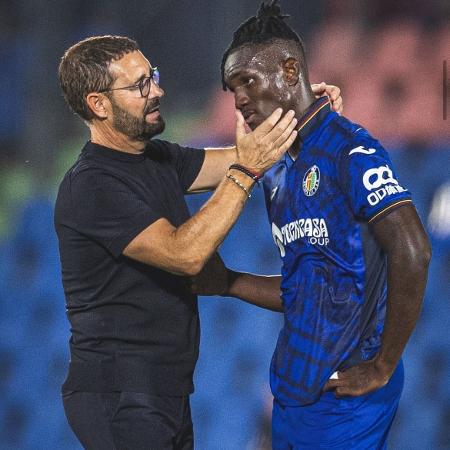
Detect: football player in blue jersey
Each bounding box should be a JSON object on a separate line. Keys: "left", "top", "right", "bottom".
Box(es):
{"left": 192, "top": 1, "right": 431, "bottom": 448}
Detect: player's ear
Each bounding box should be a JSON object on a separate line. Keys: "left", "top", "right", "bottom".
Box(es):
{"left": 282, "top": 58, "right": 300, "bottom": 86}
{"left": 86, "top": 92, "right": 109, "bottom": 119}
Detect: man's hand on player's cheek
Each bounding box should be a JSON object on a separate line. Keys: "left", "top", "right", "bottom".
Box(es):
{"left": 311, "top": 82, "right": 343, "bottom": 114}
{"left": 322, "top": 358, "right": 393, "bottom": 398}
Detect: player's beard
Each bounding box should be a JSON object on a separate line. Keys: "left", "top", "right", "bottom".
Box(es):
{"left": 110, "top": 98, "right": 165, "bottom": 142}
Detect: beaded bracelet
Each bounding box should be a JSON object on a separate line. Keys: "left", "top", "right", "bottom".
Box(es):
{"left": 229, "top": 164, "right": 261, "bottom": 184}
{"left": 226, "top": 173, "right": 252, "bottom": 198}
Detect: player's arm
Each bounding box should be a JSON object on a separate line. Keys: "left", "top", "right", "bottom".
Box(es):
{"left": 324, "top": 204, "right": 431, "bottom": 397}
{"left": 188, "top": 256, "right": 283, "bottom": 312}
{"left": 187, "top": 83, "right": 343, "bottom": 193}
{"left": 226, "top": 271, "right": 283, "bottom": 312}
{"left": 371, "top": 204, "right": 431, "bottom": 373}
{"left": 123, "top": 109, "right": 298, "bottom": 276}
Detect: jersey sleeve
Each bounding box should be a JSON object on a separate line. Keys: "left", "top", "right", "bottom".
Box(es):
{"left": 151, "top": 139, "right": 205, "bottom": 192}
{"left": 70, "top": 168, "right": 165, "bottom": 258}
{"left": 337, "top": 141, "right": 412, "bottom": 223}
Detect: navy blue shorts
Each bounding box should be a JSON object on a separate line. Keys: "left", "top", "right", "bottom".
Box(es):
{"left": 272, "top": 360, "right": 404, "bottom": 449}
{"left": 62, "top": 391, "right": 193, "bottom": 450}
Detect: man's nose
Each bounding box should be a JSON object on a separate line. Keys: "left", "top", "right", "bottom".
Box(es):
{"left": 234, "top": 88, "right": 249, "bottom": 110}
{"left": 150, "top": 81, "right": 165, "bottom": 98}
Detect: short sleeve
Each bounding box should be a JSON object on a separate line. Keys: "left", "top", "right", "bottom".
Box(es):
{"left": 151, "top": 140, "right": 205, "bottom": 192}
{"left": 337, "top": 141, "right": 412, "bottom": 223}
{"left": 71, "top": 169, "right": 164, "bottom": 258}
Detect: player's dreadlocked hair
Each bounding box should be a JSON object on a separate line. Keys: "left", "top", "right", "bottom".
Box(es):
{"left": 220, "top": 0, "right": 305, "bottom": 90}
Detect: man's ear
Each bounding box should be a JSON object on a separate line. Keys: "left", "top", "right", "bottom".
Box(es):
{"left": 86, "top": 92, "right": 109, "bottom": 120}
{"left": 283, "top": 58, "right": 300, "bottom": 86}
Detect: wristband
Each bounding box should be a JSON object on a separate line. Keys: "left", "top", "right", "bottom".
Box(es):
{"left": 226, "top": 173, "right": 252, "bottom": 198}
{"left": 229, "top": 164, "right": 261, "bottom": 183}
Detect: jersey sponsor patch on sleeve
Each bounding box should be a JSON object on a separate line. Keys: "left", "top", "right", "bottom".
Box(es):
{"left": 339, "top": 142, "right": 412, "bottom": 221}
{"left": 362, "top": 164, "right": 408, "bottom": 207}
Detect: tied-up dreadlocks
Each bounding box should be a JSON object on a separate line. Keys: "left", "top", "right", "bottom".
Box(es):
{"left": 221, "top": 0, "right": 304, "bottom": 90}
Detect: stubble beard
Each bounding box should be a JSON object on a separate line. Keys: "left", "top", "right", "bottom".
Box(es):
{"left": 110, "top": 98, "right": 165, "bottom": 142}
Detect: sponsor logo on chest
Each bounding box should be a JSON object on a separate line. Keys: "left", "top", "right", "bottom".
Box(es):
{"left": 272, "top": 218, "right": 329, "bottom": 257}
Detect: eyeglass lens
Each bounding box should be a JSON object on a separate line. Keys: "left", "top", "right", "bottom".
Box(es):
{"left": 140, "top": 68, "right": 160, "bottom": 97}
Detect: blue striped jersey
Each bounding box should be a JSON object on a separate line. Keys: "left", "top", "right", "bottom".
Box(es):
{"left": 263, "top": 97, "right": 412, "bottom": 406}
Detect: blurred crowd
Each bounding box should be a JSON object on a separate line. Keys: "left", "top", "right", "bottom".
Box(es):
{"left": 0, "top": 0, "right": 449, "bottom": 448}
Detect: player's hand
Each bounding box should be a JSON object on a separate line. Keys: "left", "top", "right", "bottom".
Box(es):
{"left": 311, "top": 82, "right": 343, "bottom": 114}
{"left": 187, "top": 253, "right": 229, "bottom": 296}
{"left": 235, "top": 108, "right": 297, "bottom": 174}
{"left": 322, "top": 358, "right": 393, "bottom": 398}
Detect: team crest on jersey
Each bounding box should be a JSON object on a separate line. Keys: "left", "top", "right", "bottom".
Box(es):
{"left": 302, "top": 165, "right": 320, "bottom": 196}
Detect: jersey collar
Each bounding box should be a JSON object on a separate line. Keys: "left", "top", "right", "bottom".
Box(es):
{"left": 296, "top": 96, "right": 331, "bottom": 142}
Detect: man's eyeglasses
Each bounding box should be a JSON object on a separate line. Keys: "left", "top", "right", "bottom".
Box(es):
{"left": 99, "top": 67, "right": 160, "bottom": 98}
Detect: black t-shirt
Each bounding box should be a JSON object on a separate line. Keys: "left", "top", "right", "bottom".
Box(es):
{"left": 54, "top": 140, "right": 205, "bottom": 395}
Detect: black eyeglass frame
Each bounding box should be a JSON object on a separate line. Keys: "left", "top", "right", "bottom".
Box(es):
{"left": 99, "top": 66, "right": 159, "bottom": 98}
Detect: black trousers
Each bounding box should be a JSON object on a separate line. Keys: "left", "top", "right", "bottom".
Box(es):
{"left": 62, "top": 391, "right": 194, "bottom": 450}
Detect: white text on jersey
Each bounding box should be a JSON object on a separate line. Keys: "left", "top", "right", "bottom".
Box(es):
{"left": 272, "top": 219, "right": 329, "bottom": 257}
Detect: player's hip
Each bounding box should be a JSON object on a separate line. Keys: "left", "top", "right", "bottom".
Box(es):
{"left": 272, "top": 361, "right": 404, "bottom": 449}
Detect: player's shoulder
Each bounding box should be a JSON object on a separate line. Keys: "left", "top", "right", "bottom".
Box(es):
{"left": 328, "top": 114, "right": 388, "bottom": 161}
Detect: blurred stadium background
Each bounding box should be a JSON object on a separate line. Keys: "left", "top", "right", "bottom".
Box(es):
{"left": 0, "top": 0, "right": 449, "bottom": 448}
